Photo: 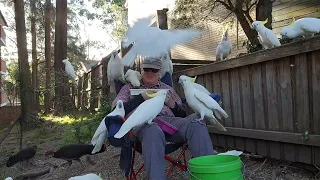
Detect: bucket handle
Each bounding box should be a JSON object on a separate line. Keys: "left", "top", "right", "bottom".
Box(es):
{"left": 187, "top": 162, "right": 246, "bottom": 180}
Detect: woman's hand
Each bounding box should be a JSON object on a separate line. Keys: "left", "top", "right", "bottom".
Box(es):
{"left": 165, "top": 93, "right": 175, "bottom": 108}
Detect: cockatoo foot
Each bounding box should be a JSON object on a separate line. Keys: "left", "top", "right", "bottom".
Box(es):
{"left": 192, "top": 118, "right": 205, "bottom": 125}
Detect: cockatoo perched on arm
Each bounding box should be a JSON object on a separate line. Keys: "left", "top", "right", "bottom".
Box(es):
{"left": 62, "top": 59, "right": 77, "bottom": 84}
{"left": 216, "top": 23, "right": 232, "bottom": 61}
{"left": 114, "top": 90, "right": 168, "bottom": 139}
{"left": 251, "top": 19, "right": 281, "bottom": 49}
{"left": 121, "top": 16, "right": 203, "bottom": 67}
{"left": 280, "top": 17, "right": 320, "bottom": 39}
{"left": 160, "top": 54, "right": 173, "bottom": 78}
{"left": 91, "top": 100, "right": 125, "bottom": 154}
{"left": 107, "top": 50, "right": 126, "bottom": 93}
{"left": 178, "top": 75, "right": 228, "bottom": 131}
{"left": 124, "top": 69, "right": 141, "bottom": 87}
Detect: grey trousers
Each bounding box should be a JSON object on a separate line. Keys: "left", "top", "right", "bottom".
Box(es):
{"left": 136, "top": 113, "right": 214, "bottom": 180}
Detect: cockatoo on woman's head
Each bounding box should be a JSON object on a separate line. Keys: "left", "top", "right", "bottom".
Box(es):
{"left": 107, "top": 50, "right": 126, "bottom": 93}
{"left": 62, "top": 58, "right": 77, "bottom": 84}
{"left": 251, "top": 18, "right": 281, "bottom": 49}
{"left": 121, "top": 16, "right": 203, "bottom": 67}
{"left": 280, "top": 17, "right": 320, "bottom": 39}
{"left": 178, "top": 75, "right": 228, "bottom": 131}
{"left": 114, "top": 90, "right": 168, "bottom": 139}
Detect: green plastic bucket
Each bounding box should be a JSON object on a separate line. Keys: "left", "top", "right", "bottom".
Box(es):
{"left": 188, "top": 155, "right": 243, "bottom": 180}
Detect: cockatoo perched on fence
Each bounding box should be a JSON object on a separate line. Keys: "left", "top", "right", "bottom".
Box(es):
{"left": 62, "top": 58, "right": 77, "bottom": 84}
{"left": 251, "top": 19, "right": 281, "bottom": 49}
{"left": 107, "top": 50, "right": 126, "bottom": 93}
{"left": 160, "top": 54, "right": 173, "bottom": 78}
{"left": 91, "top": 100, "right": 125, "bottom": 154}
{"left": 216, "top": 23, "right": 232, "bottom": 61}
{"left": 178, "top": 75, "right": 228, "bottom": 131}
{"left": 124, "top": 69, "right": 141, "bottom": 87}
{"left": 114, "top": 90, "right": 168, "bottom": 139}
{"left": 280, "top": 17, "right": 320, "bottom": 39}
{"left": 121, "top": 16, "right": 203, "bottom": 67}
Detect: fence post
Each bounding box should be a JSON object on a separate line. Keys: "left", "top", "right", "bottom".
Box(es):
{"left": 82, "top": 73, "right": 89, "bottom": 110}
{"left": 90, "top": 66, "right": 98, "bottom": 111}
{"left": 77, "top": 76, "right": 83, "bottom": 109}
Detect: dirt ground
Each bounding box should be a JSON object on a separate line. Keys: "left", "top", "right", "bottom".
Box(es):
{"left": 0, "top": 123, "right": 319, "bottom": 180}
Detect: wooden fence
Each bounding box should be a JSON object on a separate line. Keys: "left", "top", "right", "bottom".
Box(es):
{"left": 172, "top": 36, "right": 320, "bottom": 166}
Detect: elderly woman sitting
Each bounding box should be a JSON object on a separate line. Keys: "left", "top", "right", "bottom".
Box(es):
{"left": 111, "top": 57, "right": 215, "bottom": 180}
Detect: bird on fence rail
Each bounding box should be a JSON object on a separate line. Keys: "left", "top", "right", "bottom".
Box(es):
{"left": 62, "top": 58, "right": 77, "bottom": 85}
{"left": 107, "top": 50, "right": 126, "bottom": 93}
{"left": 6, "top": 145, "right": 37, "bottom": 168}
{"left": 251, "top": 18, "right": 281, "bottom": 49}
{"left": 160, "top": 53, "right": 173, "bottom": 78}
{"left": 120, "top": 15, "right": 203, "bottom": 67}
{"left": 178, "top": 75, "right": 228, "bottom": 131}
{"left": 91, "top": 100, "right": 125, "bottom": 154}
{"left": 216, "top": 22, "right": 232, "bottom": 61}
{"left": 280, "top": 17, "right": 320, "bottom": 39}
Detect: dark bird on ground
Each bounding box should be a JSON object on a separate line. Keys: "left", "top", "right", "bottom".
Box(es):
{"left": 45, "top": 143, "right": 106, "bottom": 166}
{"left": 6, "top": 145, "right": 37, "bottom": 167}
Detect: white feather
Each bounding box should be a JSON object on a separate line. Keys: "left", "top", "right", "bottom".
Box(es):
{"left": 91, "top": 100, "right": 125, "bottom": 154}
{"left": 280, "top": 17, "right": 320, "bottom": 39}
{"left": 124, "top": 69, "right": 141, "bottom": 87}
{"left": 114, "top": 90, "right": 168, "bottom": 139}
{"left": 252, "top": 21, "right": 281, "bottom": 49}
{"left": 121, "top": 17, "right": 202, "bottom": 67}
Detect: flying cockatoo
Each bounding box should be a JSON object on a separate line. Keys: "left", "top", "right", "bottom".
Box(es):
{"left": 280, "top": 17, "right": 320, "bottom": 39}
{"left": 216, "top": 23, "right": 232, "bottom": 61}
{"left": 68, "top": 173, "right": 102, "bottom": 180}
{"left": 251, "top": 19, "right": 281, "bottom": 49}
{"left": 91, "top": 100, "right": 125, "bottom": 154}
{"left": 107, "top": 50, "right": 126, "bottom": 93}
{"left": 62, "top": 58, "right": 77, "bottom": 84}
{"left": 160, "top": 54, "right": 173, "bottom": 78}
{"left": 114, "top": 89, "right": 168, "bottom": 139}
{"left": 178, "top": 75, "right": 228, "bottom": 131}
{"left": 124, "top": 69, "right": 141, "bottom": 87}
{"left": 121, "top": 16, "right": 203, "bottom": 67}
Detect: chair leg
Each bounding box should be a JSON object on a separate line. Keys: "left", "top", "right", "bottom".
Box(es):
{"left": 165, "top": 145, "right": 188, "bottom": 177}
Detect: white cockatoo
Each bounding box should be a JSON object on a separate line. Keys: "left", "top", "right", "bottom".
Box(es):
{"left": 5, "top": 177, "right": 13, "bottom": 180}
{"left": 121, "top": 16, "right": 203, "bottom": 67}
{"left": 68, "top": 173, "right": 102, "bottom": 180}
{"left": 124, "top": 69, "right": 141, "bottom": 87}
{"left": 178, "top": 75, "right": 228, "bottom": 131}
{"left": 114, "top": 90, "right": 168, "bottom": 139}
{"left": 91, "top": 100, "right": 125, "bottom": 154}
{"left": 62, "top": 58, "right": 77, "bottom": 84}
{"left": 188, "top": 76, "right": 211, "bottom": 95}
{"left": 251, "top": 19, "right": 281, "bottom": 49}
{"left": 107, "top": 50, "right": 126, "bottom": 93}
{"left": 216, "top": 23, "right": 232, "bottom": 61}
{"left": 280, "top": 17, "right": 320, "bottom": 39}
{"left": 160, "top": 54, "right": 173, "bottom": 78}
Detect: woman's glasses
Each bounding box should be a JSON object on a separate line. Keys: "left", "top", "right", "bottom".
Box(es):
{"left": 143, "top": 68, "right": 159, "bottom": 73}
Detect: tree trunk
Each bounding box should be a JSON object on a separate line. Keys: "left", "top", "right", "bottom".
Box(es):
{"left": 54, "top": 0, "right": 68, "bottom": 113}
{"left": 14, "top": 0, "right": 32, "bottom": 124}
{"left": 30, "top": 0, "right": 39, "bottom": 112}
{"left": 256, "top": 0, "right": 273, "bottom": 29}
{"left": 44, "top": 0, "right": 51, "bottom": 114}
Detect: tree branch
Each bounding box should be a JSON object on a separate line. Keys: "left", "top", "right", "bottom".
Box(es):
{"left": 214, "top": 0, "right": 232, "bottom": 11}
{"left": 248, "top": 0, "right": 258, "bottom": 11}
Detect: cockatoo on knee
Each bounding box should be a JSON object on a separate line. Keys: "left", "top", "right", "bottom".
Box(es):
{"left": 251, "top": 18, "right": 281, "bottom": 49}
{"left": 107, "top": 50, "right": 126, "bottom": 93}
{"left": 91, "top": 100, "right": 125, "bottom": 154}
{"left": 280, "top": 17, "right": 320, "bottom": 39}
{"left": 114, "top": 90, "right": 168, "bottom": 139}
{"left": 178, "top": 75, "right": 228, "bottom": 131}
{"left": 216, "top": 23, "right": 232, "bottom": 61}
{"left": 62, "top": 58, "right": 77, "bottom": 84}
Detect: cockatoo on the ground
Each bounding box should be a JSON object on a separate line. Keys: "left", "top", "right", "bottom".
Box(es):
{"left": 280, "top": 17, "right": 320, "bottom": 39}
{"left": 62, "top": 59, "right": 77, "bottom": 84}
{"left": 124, "top": 69, "right": 141, "bottom": 87}
{"left": 178, "top": 75, "right": 228, "bottom": 131}
{"left": 68, "top": 173, "right": 102, "bottom": 180}
{"left": 114, "top": 90, "right": 168, "bottom": 139}
{"left": 251, "top": 19, "right": 281, "bottom": 49}
{"left": 107, "top": 50, "right": 126, "bottom": 93}
{"left": 91, "top": 100, "right": 125, "bottom": 154}
{"left": 160, "top": 54, "right": 173, "bottom": 78}
{"left": 121, "top": 16, "right": 203, "bottom": 67}
{"left": 216, "top": 23, "right": 232, "bottom": 61}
